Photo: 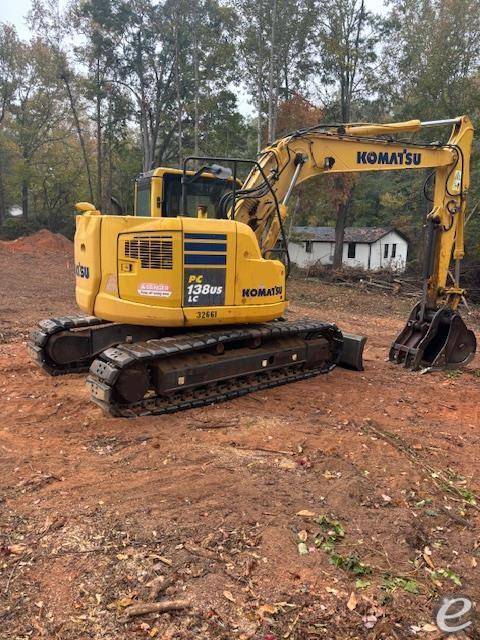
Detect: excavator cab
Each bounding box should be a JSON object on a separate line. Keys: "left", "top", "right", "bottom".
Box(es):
{"left": 134, "top": 167, "right": 241, "bottom": 219}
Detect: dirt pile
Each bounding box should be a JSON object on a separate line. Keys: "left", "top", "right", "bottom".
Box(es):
{"left": 0, "top": 230, "right": 76, "bottom": 342}
{"left": 0, "top": 229, "right": 73, "bottom": 256}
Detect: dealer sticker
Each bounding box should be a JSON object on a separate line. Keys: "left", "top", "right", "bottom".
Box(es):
{"left": 137, "top": 282, "right": 172, "bottom": 298}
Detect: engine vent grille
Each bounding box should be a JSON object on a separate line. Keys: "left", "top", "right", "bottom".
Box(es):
{"left": 124, "top": 236, "right": 173, "bottom": 270}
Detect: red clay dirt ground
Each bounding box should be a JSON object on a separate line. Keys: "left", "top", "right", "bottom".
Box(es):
{"left": 1, "top": 234, "right": 480, "bottom": 640}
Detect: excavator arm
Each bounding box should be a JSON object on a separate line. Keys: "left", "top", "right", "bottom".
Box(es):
{"left": 228, "top": 115, "right": 476, "bottom": 370}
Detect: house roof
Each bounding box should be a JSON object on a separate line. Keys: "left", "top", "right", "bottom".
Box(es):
{"left": 292, "top": 226, "right": 408, "bottom": 244}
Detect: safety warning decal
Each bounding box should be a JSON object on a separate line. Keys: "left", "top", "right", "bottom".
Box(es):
{"left": 137, "top": 282, "right": 172, "bottom": 298}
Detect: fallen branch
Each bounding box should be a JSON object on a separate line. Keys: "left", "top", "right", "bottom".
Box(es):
{"left": 184, "top": 541, "right": 215, "bottom": 559}
{"left": 362, "top": 419, "right": 480, "bottom": 510}
{"left": 122, "top": 599, "right": 191, "bottom": 619}
{"left": 148, "top": 575, "right": 175, "bottom": 600}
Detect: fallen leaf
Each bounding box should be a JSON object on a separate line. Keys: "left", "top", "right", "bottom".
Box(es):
{"left": 363, "top": 614, "right": 377, "bottom": 629}
{"left": 423, "top": 547, "right": 435, "bottom": 569}
{"left": 297, "top": 542, "right": 308, "bottom": 556}
{"left": 422, "top": 623, "right": 438, "bottom": 632}
{"left": 257, "top": 603, "right": 278, "bottom": 618}
{"left": 7, "top": 544, "right": 26, "bottom": 555}
{"left": 298, "top": 530, "right": 308, "bottom": 543}
{"left": 279, "top": 459, "right": 296, "bottom": 470}
{"left": 325, "top": 587, "right": 338, "bottom": 595}
{"left": 223, "top": 590, "right": 236, "bottom": 603}
{"left": 323, "top": 470, "right": 341, "bottom": 480}
{"left": 296, "top": 510, "right": 315, "bottom": 518}
{"left": 347, "top": 592, "right": 357, "bottom": 611}
{"left": 106, "top": 597, "right": 135, "bottom": 610}
{"left": 471, "top": 557, "right": 477, "bottom": 568}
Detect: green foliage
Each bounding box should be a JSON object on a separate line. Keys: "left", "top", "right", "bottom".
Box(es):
{"left": 312, "top": 515, "right": 371, "bottom": 576}
{"left": 0, "top": 217, "right": 39, "bottom": 240}
{"left": 430, "top": 568, "right": 462, "bottom": 586}
{"left": 314, "top": 514, "right": 345, "bottom": 552}
{"left": 355, "top": 579, "right": 370, "bottom": 589}
{"left": 329, "top": 552, "right": 372, "bottom": 576}
{"left": 457, "top": 488, "right": 477, "bottom": 505}
{"left": 382, "top": 576, "right": 419, "bottom": 594}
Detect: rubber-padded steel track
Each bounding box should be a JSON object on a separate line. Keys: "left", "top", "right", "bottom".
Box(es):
{"left": 87, "top": 320, "right": 342, "bottom": 417}
{"left": 28, "top": 314, "right": 108, "bottom": 375}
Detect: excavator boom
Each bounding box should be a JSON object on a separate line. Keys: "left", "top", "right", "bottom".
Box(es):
{"left": 225, "top": 115, "right": 475, "bottom": 369}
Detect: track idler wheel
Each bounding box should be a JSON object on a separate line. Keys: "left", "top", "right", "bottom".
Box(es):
{"left": 114, "top": 365, "right": 150, "bottom": 404}
{"left": 389, "top": 303, "right": 477, "bottom": 370}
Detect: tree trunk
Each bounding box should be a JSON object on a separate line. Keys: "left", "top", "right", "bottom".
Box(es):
{"left": 61, "top": 72, "right": 94, "bottom": 202}
{"left": 192, "top": 1, "right": 200, "bottom": 159}
{"left": 140, "top": 102, "right": 154, "bottom": 172}
{"left": 106, "top": 105, "right": 113, "bottom": 216}
{"left": 333, "top": 199, "right": 348, "bottom": 270}
{"left": 267, "top": 0, "right": 277, "bottom": 143}
{"left": 256, "top": 26, "right": 263, "bottom": 152}
{"left": 0, "top": 172, "right": 6, "bottom": 226}
{"left": 22, "top": 179, "right": 29, "bottom": 220}
{"left": 95, "top": 60, "right": 103, "bottom": 210}
{"left": 174, "top": 21, "right": 183, "bottom": 166}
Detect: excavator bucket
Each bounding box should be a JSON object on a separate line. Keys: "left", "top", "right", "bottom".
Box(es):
{"left": 389, "top": 302, "right": 476, "bottom": 370}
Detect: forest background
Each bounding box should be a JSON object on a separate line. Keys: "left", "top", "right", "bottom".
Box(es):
{"left": 1, "top": 0, "right": 479, "bottom": 270}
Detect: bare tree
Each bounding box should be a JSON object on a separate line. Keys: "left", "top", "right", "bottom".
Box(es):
{"left": 317, "top": 0, "right": 377, "bottom": 268}
{"left": 0, "top": 24, "right": 20, "bottom": 128}
{"left": 29, "top": 0, "right": 95, "bottom": 201}
{"left": 267, "top": 0, "right": 278, "bottom": 142}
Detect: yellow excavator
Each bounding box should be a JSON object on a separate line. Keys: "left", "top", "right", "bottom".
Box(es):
{"left": 29, "top": 116, "right": 476, "bottom": 417}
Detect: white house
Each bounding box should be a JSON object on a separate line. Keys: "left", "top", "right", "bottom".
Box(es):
{"left": 289, "top": 226, "right": 409, "bottom": 272}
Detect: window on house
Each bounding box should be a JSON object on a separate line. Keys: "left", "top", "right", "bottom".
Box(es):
{"left": 305, "top": 241, "right": 313, "bottom": 254}
{"left": 347, "top": 242, "right": 356, "bottom": 259}
{"left": 384, "top": 243, "right": 389, "bottom": 259}
{"left": 391, "top": 243, "right": 397, "bottom": 258}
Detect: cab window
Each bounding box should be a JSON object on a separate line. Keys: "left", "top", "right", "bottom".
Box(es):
{"left": 136, "top": 179, "right": 151, "bottom": 216}
{"left": 163, "top": 173, "right": 234, "bottom": 219}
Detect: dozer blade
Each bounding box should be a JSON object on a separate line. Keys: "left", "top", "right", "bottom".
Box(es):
{"left": 339, "top": 332, "right": 367, "bottom": 371}
{"left": 389, "top": 302, "right": 477, "bottom": 370}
